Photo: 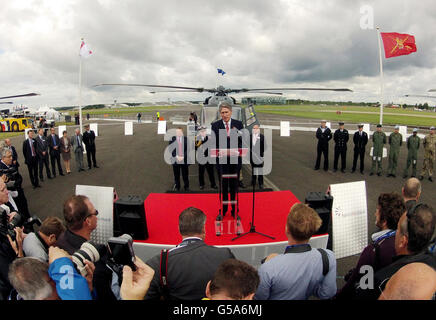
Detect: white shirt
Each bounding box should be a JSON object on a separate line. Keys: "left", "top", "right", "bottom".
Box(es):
{"left": 253, "top": 133, "right": 259, "bottom": 146}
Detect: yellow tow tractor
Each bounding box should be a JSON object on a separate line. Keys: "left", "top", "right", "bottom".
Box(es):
{"left": 0, "top": 116, "right": 35, "bottom": 132}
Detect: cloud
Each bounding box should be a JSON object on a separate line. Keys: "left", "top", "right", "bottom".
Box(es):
{"left": 0, "top": 0, "right": 435, "bottom": 107}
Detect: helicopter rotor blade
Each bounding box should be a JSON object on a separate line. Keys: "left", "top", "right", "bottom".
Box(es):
{"left": 92, "top": 83, "right": 216, "bottom": 93}
{"left": 428, "top": 89, "right": 436, "bottom": 92}
{"left": 405, "top": 94, "right": 436, "bottom": 99}
{"left": 0, "top": 93, "right": 40, "bottom": 100}
{"left": 232, "top": 87, "right": 353, "bottom": 93}
{"left": 0, "top": 102, "right": 13, "bottom": 104}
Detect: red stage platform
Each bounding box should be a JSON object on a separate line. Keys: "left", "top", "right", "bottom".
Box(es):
{"left": 135, "top": 191, "right": 300, "bottom": 246}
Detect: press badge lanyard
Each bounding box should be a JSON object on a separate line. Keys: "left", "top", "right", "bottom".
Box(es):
{"left": 375, "top": 230, "right": 396, "bottom": 243}
{"left": 171, "top": 237, "right": 203, "bottom": 251}
{"left": 284, "top": 243, "right": 311, "bottom": 254}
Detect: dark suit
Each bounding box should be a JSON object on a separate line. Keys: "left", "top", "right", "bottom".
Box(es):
{"left": 211, "top": 119, "right": 243, "bottom": 214}
{"left": 333, "top": 129, "right": 349, "bottom": 171}
{"left": 47, "top": 133, "right": 63, "bottom": 176}
{"left": 352, "top": 130, "right": 368, "bottom": 173}
{"left": 71, "top": 133, "right": 85, "bottom": 171}
{"left": 83, "top": 129, "right": 97, "bottom": 168}
{"left": 145, "top": 239, "right": 235, "bottom": 300}
{"left": 0, "top": 161, "right": 30, "bottom": 219}
{"left": 8, "top": 146, "right": 19, "bottom": 169}
{"left": 250, "top": 132, "right": 265, "bottom": 187}
{"left": 315, "top": 127, "right": 332, "bottom": 170}
{"left": 35, "top": 134, "right": 52, "bottom": 180}
{"left": 170, "top": 136, "right": 189, "bottom": 190}
{"left": 22, "top": 138, "right": 39, "bottom": 187}
{"left": 196, "top": 135, "right": 216, "bottom": 188}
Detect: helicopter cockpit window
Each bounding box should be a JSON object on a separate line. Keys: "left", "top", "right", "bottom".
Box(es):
{"left": 202, "top": 107, "right": 219, "bottom": 125}
{"left": 231, "top": 108, "right": 241, "bottom": 121}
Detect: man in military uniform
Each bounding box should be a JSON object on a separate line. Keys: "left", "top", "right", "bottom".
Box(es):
{"left": 352, "top": 124, "right": 368, "bottom": 174}
{"left": 314, "top": 120, "right": 332, "bottom": 171}
{"left": 403, "top": 128, "right": 420, "bottom": 179}
{"left": 419, "top": 126, "right": 436, "bottom": 182}
{"left": 387, "top": 125, "right": 403, "bottom": 177}
{"left": 333, "top": 122, "right": 349, "bottom": 173}
{"left": 370, "top": 124, "right": 387, "bottom": 176}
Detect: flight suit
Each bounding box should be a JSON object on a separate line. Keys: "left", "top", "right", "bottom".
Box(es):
{"left": 403, "top": 134, "right": 420, "bottom": 177}
{"left": 333, "top": 128, "right": 349, "bottom": 171}
{"left": 420, "top": 133, "right": 436, "bottom": 178}
{"left": 387, "top": 132, "right": 403, "bottom": 176}
{"left": 371, "top": 131, "right": 386, "bottom": 175}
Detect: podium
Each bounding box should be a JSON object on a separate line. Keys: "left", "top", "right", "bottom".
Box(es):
{"left": 211, "top": 148, "right": 248, "bottom": 236}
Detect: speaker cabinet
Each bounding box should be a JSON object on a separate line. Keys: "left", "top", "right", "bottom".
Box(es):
{"left": 114, "top": 195, "right": 148, "bottom": 240}
{"left": 305, "top": 192, "right": 333, "bottom": 249}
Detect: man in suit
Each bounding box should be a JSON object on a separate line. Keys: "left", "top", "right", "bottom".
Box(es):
{"left": 47, "top": 127, "right": 64, "bottom": 177}
{"left": 195, "top": 126, "right": 217, "bottom": 190}
{"left": 250, "top": 124, "right": 265, "bottom": 189}
{"left": 71, "top": 128, "right": 85, "bottom": 172}
{"left": 22, "top": 130, "right": 40, "bottom": 189}
{"left": 83, "top": 124, "right": 98, "bottom": 170}
{"left": 315, "top": 120, "right": 332, "bottom": 171}
{"left": 352, "top": 124, "right": 369, "bottom": 174}
{"left": 0, "top": 149, "right": 30, "bottom": 219}
{"left": 4, "top": 139, "right": 19, "bottom": 170}
{"left": 211, "top": 102, "right": 243, "bottom": 218}
{"left": 35, "top": 128, "right": 53, "bottom": 181}
{"left": 144, "top": 207, "right": 235, "bottom": 300}
{"left": 333, "top": 122, "right": 349, "bottom": 173}
{"left": 170, "top": 127, "right": 190, "bottom": 191}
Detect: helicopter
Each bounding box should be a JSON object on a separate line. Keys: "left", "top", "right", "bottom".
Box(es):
{"left": 92, "top": 83, "right": 352, "bottom": 132}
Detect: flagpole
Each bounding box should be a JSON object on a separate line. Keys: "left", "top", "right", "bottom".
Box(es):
{"left": 79, "top": 38, "right": 83, "bottom": 136}
{"left": 376, "top": 27, "right": 384, "bottom": 125}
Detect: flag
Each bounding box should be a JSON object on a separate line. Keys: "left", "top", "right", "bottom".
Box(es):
{"left": 217, "top": 68, "right": 226, "bottom": 76}
{"left": 79, "top": 40, "right": 93, "bottom": 58}
{"left": 380, "top": 32, "right": 417, "bottom": 58}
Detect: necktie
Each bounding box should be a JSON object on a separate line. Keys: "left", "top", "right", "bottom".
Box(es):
{"left": 178, "top": 137, "right": 183, "bottom": 157}
{"left": 30, "top": 140, "right": 35, "bottom": 157}
{"left": 77, "top": 136, "right": 80, "bottom": 147}
{"left": 53, "top": 135, "right": 56, "bottom": 146}
{"left": 225, "top": 122, "right": 229, "bottom": 136}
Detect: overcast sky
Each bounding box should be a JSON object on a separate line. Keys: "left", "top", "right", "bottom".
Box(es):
{"left": 1, "top": 0, "right": 435, "bottom": 107}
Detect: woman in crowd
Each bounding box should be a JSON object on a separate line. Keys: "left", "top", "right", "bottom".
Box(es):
{"left": 59, "top": 130, "right": 72, "bottom": 174}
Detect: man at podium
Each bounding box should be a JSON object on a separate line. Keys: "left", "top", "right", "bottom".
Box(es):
{"left": 211, "top": 102, "right": 243, "bottom": 218}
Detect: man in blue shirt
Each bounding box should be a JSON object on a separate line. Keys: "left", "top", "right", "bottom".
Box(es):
{"left": 255, "top": 203, "right": 337, "bottom": 300}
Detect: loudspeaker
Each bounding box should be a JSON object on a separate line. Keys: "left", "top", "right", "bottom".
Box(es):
{"left": 305, "top": 192, "right": 333, "bottom": 248}
{"left": 114, "top": 195, "right": 148, "bottom": 240}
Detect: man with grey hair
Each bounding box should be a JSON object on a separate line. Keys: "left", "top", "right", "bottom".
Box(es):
{"left": 4, "top": 138, "right": 19, "bottom": 169}
{"left": 402, "top": 177, "right": 422, "bottom": 211}
{"left": 145, "top": 207, "right": 235, "bottom": 300}
{"left": 71, "top": 128, "right": 85, "bottom": 172}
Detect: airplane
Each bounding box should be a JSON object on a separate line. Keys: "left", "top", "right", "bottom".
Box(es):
{"left": 93, "top": 83, "right": 352, "bottom": 132}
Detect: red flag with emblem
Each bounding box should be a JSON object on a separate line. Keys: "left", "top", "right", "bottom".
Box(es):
{"left": 380, "top": 32, "right": 417, "bottom": 58}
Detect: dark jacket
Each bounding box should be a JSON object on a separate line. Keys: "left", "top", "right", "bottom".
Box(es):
{"left": 353, "top": 131, "right": 368, "bottom": 150}
{"left": 0, "top": 239, "right": 16, "bottom": 300}
{"left": 47, "top": 133, "right": 62, "bottom": 154}
{"left": 56, "top": 229, "right": 117, "bottom": 301}
{"left": 333, "top": 129, "right": 349, "bottom": 148}
{"left": 35, "top": 134, "right": 49, "bottom": 157}
{"left": 82, "top": 130, "right": 96, "bottom": 149}
{"left": 316, "top": 127, "right": 332, "bottom": 147}
{"left": 211, "top": 119, "right": 243, "bottom": 150}
{"left": 170, "top": 136, "right": 189, "bottom": 165}
{"left": 145, "top": 239, "right": 235, "bottom": 300}
{"left": 22, "top": 138, "right": 39, "bottom": 164}
{"left": 250, "top": 133, "right": 265, "bottom": 167}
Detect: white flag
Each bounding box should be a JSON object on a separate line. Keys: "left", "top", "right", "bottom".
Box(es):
{"left": 79, "top": 40, "right": 93, "bottom": 58}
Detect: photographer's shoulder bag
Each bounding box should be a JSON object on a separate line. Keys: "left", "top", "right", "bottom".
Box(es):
{"left": 317, "top": 248, "right": 329, "bottom": 276}
{"left": 159, "top": 249, "right": 170, "bottom": 300}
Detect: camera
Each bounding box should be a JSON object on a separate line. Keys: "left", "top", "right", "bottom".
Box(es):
{"left": 71, "top": 234, "right": 136, "bottom": 277}
{"left": 0, "top": 209, "right": 41, "bottom": 241}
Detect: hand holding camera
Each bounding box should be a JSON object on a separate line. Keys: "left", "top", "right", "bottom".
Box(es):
{"left": 120, "top": 256, "right": 155, "bottom": 300}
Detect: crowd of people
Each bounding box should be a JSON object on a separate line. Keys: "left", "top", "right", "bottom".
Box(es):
{"left": 0, "top": 177, "right": 434, "bottom": 300}
{"left": 315, "top": 121, "right": 435, "bottom": 181}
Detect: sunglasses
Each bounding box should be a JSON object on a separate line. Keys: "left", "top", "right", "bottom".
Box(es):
{"left": 85, "top": 210, "right": 99, "bottom": 219}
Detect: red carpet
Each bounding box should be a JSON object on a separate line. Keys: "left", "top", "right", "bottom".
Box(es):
{"left": 135, "top": 191, "right": 300, "bottom": 246}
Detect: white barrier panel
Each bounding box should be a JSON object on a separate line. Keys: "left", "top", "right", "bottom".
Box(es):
{"left": 58, "top": 125, "right": 66, "bottom": 137}
{"left": 75, "top": 185, "right": 114, "bottom": 245}
{"left": 363, "top": 123, "right": 370, "bottom": 134}
{"left": 90, "top": 123, "right": 98, "bottom": 136}
{"left": 133, "top": 234, "right": 328, "bottom": 268}
{"left": 399, "top": 126, "right": 407, "bottom": 142}
{"left": 280, "top": 121, "right": 290, "bottom": 137}
{"left": 326, "top": 122, "right": 331, "bottom": 129}
{"left": 158, "top": 120, "right": 167, "bottom": 134}
{"left": 24, "top": 128, "right": 33, "bottom": 138}
{"left": 124, "top": 121, "right": 133, "bottom": 135}
{"left": 330, "top": 181, "right": 368, "bottom": 259}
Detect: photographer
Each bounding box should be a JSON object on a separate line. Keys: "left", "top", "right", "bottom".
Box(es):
{"left": 0, "top": 180, "right": 25, "bottom": 300}
{"left": 23, "top": 217, "right": 65, "bottom": 262}
{"left": 0, "top": 148, "right": 30, "bottom": 219}
{"left": 8, "top": 246, "right": 94, "bottom": 300}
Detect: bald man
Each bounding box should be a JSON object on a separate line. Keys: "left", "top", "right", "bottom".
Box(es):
{"left": 379, "top": 263, "right": 436, "bottom": 300}
{"left": 401, "top": 177, "right": 421, "bottom": 211}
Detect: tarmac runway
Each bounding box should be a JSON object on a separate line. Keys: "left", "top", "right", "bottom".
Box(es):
{"left": 8, "top": 107, "right": 436, "bottom": 289}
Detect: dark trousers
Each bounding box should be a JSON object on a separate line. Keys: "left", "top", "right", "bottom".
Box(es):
{"left": 333, "top": 146, "right": 347, "bottom": 170}
{"left": 50, "top": 150, "right": 63, "bottom": 176}
{"left": 85, "top": 145, "right": 97, "bottom": 168}
{"left": 199, "top": 163, "right": 216, "bottom": 187}
{"left": 38, "top": 154, "right": 51, "bottom": 179}
{"left": 352, "top": 148, "right": 365, "bottom": 172}
{"left": 173, "top": 163, "right": 189, "bottom": 189}
{"left": 218, "top": 164, "right": 239, "bottom": 214}
{"left": 315, "top": 144, "right": 329, "bottom": 170}
{"left": 13, "top": 187, "right": 30, "bottom": 219}
{"left": 26, "top": 157, "right": 39, "bottom": 187}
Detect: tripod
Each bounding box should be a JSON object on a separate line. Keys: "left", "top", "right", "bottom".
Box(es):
{"left": 232, "top": 165, "right": 274, "bottom": 241}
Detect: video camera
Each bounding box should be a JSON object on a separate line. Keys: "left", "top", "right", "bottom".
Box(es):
{"left": 0, "top": 209, "right": 41, "bottom": 241}
{"left": 71, "top": 234, "right": 136, "bottom": 277}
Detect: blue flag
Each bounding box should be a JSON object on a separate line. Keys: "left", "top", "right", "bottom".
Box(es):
{"left": 217, "top": 68, "right": 226, "bottom": 76}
